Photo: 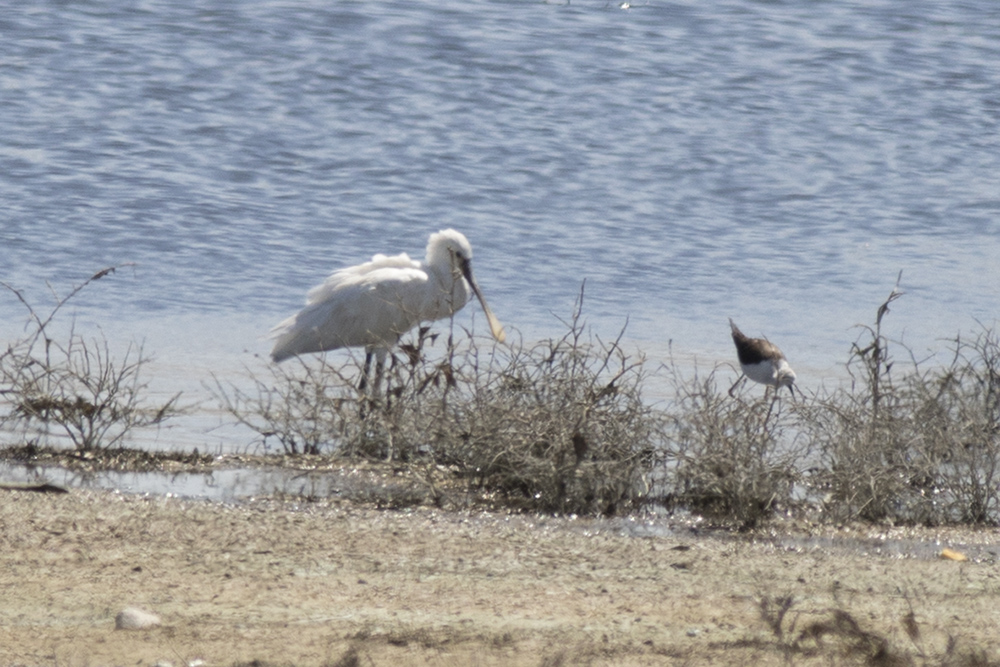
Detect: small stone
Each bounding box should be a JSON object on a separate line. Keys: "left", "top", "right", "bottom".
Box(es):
{"left": 115, "top": 606, "right": 161, "bottom": 630}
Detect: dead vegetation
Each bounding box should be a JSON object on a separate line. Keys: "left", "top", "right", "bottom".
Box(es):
{"left": 229, "top": 592, "right": 1000, "bottom": 667}
{"left": 796, "top": 276, "right": 1000, "bottom": 526}
{"left": 0, "top": 267, "right": 181, "bottom": 452}
{"left": 437, "top": 300, "right": 662, "bottom": 516}
{"left": 662, "top": 362, "right": 806, "bottom": 529}
{"left": 215, "top": 288, "right": 664, "bottom": 515}
{"left": 3, "top": 271, "right": 1000, "bottom": 528}
{"left": 753, "top": 594, "right": 999, "bottom": 667}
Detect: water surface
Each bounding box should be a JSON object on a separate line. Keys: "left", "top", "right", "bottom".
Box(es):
{"left": 2, "top": 0, "right": 998, "bottom": 453}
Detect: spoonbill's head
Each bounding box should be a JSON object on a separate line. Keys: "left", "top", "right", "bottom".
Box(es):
{"left": 426, "top": 229, "right": 505, "bottom": 344}
{"left": 427, "top": 229, "right": 474, "bottom": 270}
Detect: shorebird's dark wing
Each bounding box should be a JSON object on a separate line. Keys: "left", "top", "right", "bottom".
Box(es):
{"left": 734, "top": 335, "right": 785, "bottom": 365}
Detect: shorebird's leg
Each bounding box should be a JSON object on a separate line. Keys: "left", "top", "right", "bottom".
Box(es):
{"left": 761, "top": 385, "right": 787, "bottom": 428}
{"left": 728, "top": 374, "right": 745, "bottom": 397}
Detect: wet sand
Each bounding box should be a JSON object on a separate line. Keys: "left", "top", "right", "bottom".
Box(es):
{"left": 1, "top": 487, "right": 999, "bottom": 666}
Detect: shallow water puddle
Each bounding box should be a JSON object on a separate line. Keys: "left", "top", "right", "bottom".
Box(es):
{"left": 0, "top": 461, "right": 354, "bottom": 502}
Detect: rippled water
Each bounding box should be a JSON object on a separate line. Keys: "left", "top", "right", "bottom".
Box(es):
{"left": 2, "top": 0, "right": 999, "bottom": 455}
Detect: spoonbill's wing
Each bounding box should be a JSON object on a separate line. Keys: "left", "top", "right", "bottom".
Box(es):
{"left": 304, "top": 252, "right": 418, "bottom": 305}
{"left": 270, "top": 259, "right": 433, "bottom": 360}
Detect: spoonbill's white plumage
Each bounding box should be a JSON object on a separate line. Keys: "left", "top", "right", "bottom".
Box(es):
{"left": 269, "top": 229, "right": 505, "bottom": 380}
{"left": 728, "top": 318, "right": 797, "bottom": 397}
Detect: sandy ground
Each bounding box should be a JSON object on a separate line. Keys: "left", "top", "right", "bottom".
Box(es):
{"left": 2, "top": 487, "right": 1000, "bottom": 667}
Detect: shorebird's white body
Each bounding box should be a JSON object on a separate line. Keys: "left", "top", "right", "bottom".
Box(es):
{"left": 741, "top": 354, "right": 796, "bottom": 388}
{"left": 270, "top": 230, "right": 505, "bottom": 367}
{"left": 729, "top": 319, "right": 796, "bottom": 395}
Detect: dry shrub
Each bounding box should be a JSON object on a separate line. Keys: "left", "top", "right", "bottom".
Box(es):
{"left": 801, "top": 274, "right": 1000, "bottom": 525}
{"left": 215, "top": 355, "right": 366, "bottom": 456}
{"left": 214, "top": 325, "right": 465, "bottom": 460}
{"left": 799, "top": 276, "right": 931, "bottom": 523}
{"left": 662, "top": 364, "right": 804, "bottom": 529}
{"left": 216, "top": 290, "right": 664, "bottom": 515}
{"left": 757, "top": 596, "right": 1000, "bottom": 667}
{"left": 442, "top": 301, "right": 662, "bottom": 516}
{"left": 903, "top": 326, "right": 1000, "bottom": 524}
{"left": 0, "top": 268, "right": 180, "bottom": 451}
{"left": 795, "top": 609, "right": 906, "bottom": 665}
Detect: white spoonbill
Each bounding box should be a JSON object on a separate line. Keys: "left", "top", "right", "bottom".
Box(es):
{"left": 728, "top": 318, "right": 797, "bottom": 397}
{"left": 269, "top": 229, "right": 506, "bottom": 384}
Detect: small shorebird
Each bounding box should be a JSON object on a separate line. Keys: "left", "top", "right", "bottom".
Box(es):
{"left": 728, "top": 318, "right": 797, "bottom": 397}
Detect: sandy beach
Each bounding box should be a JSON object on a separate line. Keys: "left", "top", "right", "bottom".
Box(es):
{"left": 2, "top": 485, "right": 999, "bottom": 666}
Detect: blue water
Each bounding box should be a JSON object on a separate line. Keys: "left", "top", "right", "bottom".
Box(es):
{"left": 2, "top": 0, "right": 999, "bottom": 452}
